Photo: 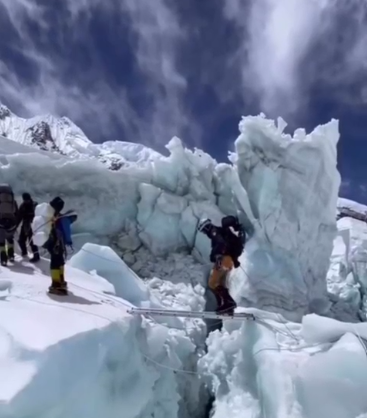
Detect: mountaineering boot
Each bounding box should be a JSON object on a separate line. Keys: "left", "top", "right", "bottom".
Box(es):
{"left": 0, "top": 250, "right": 7, "bottom": 266}
{"left": 216, "top": 286, "right": 236, "bottom": 315}
{"left": 7, "top": 244, "right": 15, "bottom": 263}
{"left": 48, "top": 279, "right": 68, "bottom": 295}
{"left": 48, "top": 269, "right": 68, "bottom": 295}
{"left": 29, "top": 253, "right": 40, "bottom": 263}
{"left": 59, "top": 266, "right": 68, "bottom": 290}
{"left": 48, "top": 284, "right": 68, "bottom": 295}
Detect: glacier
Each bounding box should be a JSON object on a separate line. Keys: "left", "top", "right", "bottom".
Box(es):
{"left": 0, "top": 103, "right": 366, "bottom": 418}
{"left": 0, "top": 106, "right": 341, "bottom": 319}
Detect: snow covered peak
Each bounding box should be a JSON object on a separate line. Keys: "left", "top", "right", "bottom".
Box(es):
{"left": 0, "top": 107, "right": 93, "bottom": 157}
{"left": 0, "top": 106, "right": 161, "bottom": 169}
{"left": 0, "top": 104, "right": 11, "bottom": 119}
{"left": 338, "top": 197, "right": 367, "bottom": 212}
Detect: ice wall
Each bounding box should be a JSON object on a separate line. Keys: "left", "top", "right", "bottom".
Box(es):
{"left": 0, "top": 134, "right": 222, "bottom": 257}
{"left": 226, "top": 115, "right": 340, "bottom": 320}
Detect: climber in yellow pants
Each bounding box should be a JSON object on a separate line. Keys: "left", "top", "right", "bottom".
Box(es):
{"left": 207, "top": 254, "right": 236, "bottom": 314}
{"left": 208, "top": 255, "right": 234, "bottom": 289}
{"left": 41, "top": 196, "right": 77, "bottom": 295}
{"left": 198, "top": 217, "right": 244, "bottom": 315}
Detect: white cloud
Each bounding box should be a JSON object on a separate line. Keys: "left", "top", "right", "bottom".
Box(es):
{"left": 340, "top": 179, "right": 351, "bottom": 196}
{"left": 223, "top": 0, "right": 367, "bottom": 117}
{"left": 0, "top": 0, "right": 200, "bottom": 147}
{"left": 360, "top": 184, "right": 367, "bottom": 197}
{"left": 118, "top": 0, "right": 202, "bottom": 146}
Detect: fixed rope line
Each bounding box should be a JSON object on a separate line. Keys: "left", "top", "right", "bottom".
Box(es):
{"left": 20, "top": 216, "right": 367, "bottom": 359}
{"left": 10, "top": 293, "right": 202, "bottom": 376}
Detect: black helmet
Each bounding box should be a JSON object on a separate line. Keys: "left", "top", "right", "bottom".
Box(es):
{"left": 50, "top": 196, "right": 65, "bottom": 213}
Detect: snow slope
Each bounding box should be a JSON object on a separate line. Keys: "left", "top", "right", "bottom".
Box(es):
{"left": 0, "top": 254, "right": 207, "bottom": 418}
{"left": 0, "top": 110, "right": 341, "bottom": 320}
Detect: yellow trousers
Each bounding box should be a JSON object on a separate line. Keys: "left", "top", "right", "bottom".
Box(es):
{"left": 208, "top": 255, "right": 234, "bottom": 290}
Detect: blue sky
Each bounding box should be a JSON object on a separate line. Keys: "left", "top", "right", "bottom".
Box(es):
{"left": 0, "top": 0, "right": 367, "bottom": 203}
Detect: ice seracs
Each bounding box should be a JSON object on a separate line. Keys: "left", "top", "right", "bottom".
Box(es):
{"left": 199, "top": 309, "right": 367, "bottom": 418}
{"left": 327, "top": 199, "right": 367, "bottom": 320}
{"left": 0, "top": 109, "right": 344, "bottom": 319}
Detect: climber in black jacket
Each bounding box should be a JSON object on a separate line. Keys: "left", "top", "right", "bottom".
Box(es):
{"left": 17, "top": 192, "right": 40, "bottom": 262}
{"left": 198, "top": 216, "right": 246, "bottom": 315}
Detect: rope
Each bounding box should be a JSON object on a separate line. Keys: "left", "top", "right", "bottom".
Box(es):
{"left": 352, "top": 323, "right": 367, "bottom": 357}
{"left": 5, "top": 263, "right": 366, "bottom": 377}
{"left": 16, "top": 213, "right": 367, "bottom": 370}
{"left": 64, "top": 249, "right": 338, "bottom": 353}
{"left": 18, "top": 236, "right": 311, "bottom": 338}
{"left": 9, "top": 293, "right": 201, "bottom": 376}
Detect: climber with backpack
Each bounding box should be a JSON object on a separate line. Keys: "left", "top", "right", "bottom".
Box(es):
{"left": 0, "top": 183, "right": 18, "bottom": 266}
{"left": 198, "top": 215, "right": 246, "bottom": 315}
{"left": 32, "top": 196, "right": 77, "bottom": 295}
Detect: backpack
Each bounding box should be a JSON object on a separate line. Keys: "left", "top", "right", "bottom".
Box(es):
{"left": 0, "top": 184, "right": 17, "bottom": 220}
{"left": 221, "top": 215, "right": 246, "bottom": 263}
{"left": 57, "top": 212, "right": 77, "bottom": 246}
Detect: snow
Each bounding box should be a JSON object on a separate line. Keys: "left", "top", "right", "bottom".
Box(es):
{"left": 0, "top": 255, "right": 206, "bottom": 418}
{"left": 0, "top": 105, "right": 161, "bottom": 167}
{"left": 227, "top": 115, "right": 340, "bottom": 320}
{"left": 338, "top": 197, "right": 367, "bottom": 215}
{"left": 1, "top": 102, "right": 367, "bottom": 418}
{"left": 200, "top": 308, "right": 367, "bottom": 418}
{"left": 327, "top": 212, "right": 367, "bottom": 320}
{"left": 69, "top": 243, "right": 151, "bottom": 305}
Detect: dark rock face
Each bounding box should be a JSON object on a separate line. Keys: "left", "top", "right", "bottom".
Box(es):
{"left": 337, "top": 207, "right": 367, "bottom": 223}
{"left": 0, "top": 105, "right": 11, "bottom": 119}
{"left": 26, "top": 121, "right": 63, "bottom": 154}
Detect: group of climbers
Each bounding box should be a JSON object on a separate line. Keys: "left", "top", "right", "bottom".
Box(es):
{"left": 0, "top": 182, "right": 245, "bottom": 308}
{"left": 0, "top": 184, "right": 39, "bottom": 266}
{"left": 198, "top": 215, "right": 246, "bottom": 316}
{"left": 0, "top": 184, "right": 77, "bottom": 296}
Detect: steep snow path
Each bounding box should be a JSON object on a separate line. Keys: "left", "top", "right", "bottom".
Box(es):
{"left": 0, "top": 257, "right": 130, "bottom": 414}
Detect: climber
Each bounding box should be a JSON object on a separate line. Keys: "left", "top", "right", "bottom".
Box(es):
{"left": 32, "top": 196, "right": 77, "bottom": 295}
{"left": 17, "top": 192, "right": 40, "bottom": 262}
{"left": 0, "top": 183, "right": 18, "bottom": 266}
{"left": 198, "top": 215, "right": 246, "bottom": 315}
